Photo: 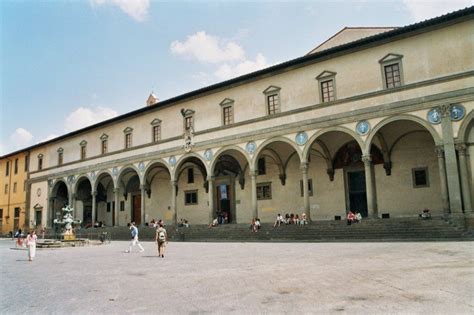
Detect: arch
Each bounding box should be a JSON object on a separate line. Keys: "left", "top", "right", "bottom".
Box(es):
{"left": 51, "top": 179, "right": 69, "bottom": 197}
{"left": 172, "top": 153, "right": 209, "bottom": 181}
{"left": 94, "top": 170, "right": 114, "bottom": 192}
{"left": 457, "top": 110, "right": 473, "bottom": 143}
{"left": 144, "top": 159, "right": 171, "bottom": 188}
{"left": 303, "top": 126, "right": 364, "bottom": 162}
{"left": 365, "top": 114, "right": 441, "bottom": 153}
{"left": 209, "top": 145, "right": 251, "bottom": 176}
{"left": 73, "top": 175, "right": 92, "bottom": 195}
{"left": 252, "top": 136, "right": 302, "bottom": 171}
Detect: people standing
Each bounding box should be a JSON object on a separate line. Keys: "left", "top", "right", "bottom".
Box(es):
{"left": 155, "top": 222, "right": 167, "bottom": 258}
{"left": 126, "top": 222, "right": 144, "bottom": 253}
{"left": 26, "top": 230, "right": 37, "bottom": 261}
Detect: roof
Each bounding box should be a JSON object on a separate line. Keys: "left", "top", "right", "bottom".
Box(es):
{"left": 307, "top": 27, "right": 397, "bottom": 55}
{"left": 2, "top": 5, "right": 473, "bottom": 159}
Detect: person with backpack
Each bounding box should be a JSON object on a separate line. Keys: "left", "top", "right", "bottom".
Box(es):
{"left": 125, "top": 222, "right": 144, "bottom": 253}
{"left": 155, "top": 222, "right": 167, "bottom": 258}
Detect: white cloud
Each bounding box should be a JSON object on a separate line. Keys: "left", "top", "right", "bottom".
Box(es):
{"left": 90, "top": 0, "right": 150, "bottom": 22}
{"left": 214, "top": 53, "right": 269, "bottom": 80}
{"left": 64, "top": 106, "right": 118, "bottom": 133}
{"left": 10, "top": 128, "right": 34, "bottom": 148}
{"left": 170, "top": 31, "right": 245, "bottom": 64}
{"left": 402, "top": 0, "right": 473, "bottom": 21}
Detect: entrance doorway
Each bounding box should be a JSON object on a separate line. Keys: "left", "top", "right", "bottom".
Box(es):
{"left": 35, "top": 210, "right": 42, "bottom": 227}
{"left": 215, "top": 182, "right": 235, "bottom": 223}
{"left": 83, "top": 206, "right": 92, "bottom": 225}
{"left": 346, "top": 170, "right": 368, "bottom": 217}
{"left": 132, "top": 195, "right": 141, "bottom": 225}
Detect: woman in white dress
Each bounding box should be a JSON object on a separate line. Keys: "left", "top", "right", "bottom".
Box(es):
{"left": 26, "top": 230, "right": 37, "bottom": 261}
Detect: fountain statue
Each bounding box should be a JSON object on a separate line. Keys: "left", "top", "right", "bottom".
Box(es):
{"left": 53, "top": 205, "right": 82, "bottom": 241}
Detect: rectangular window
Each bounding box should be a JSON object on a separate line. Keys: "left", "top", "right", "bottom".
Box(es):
{"left": 258, "top": 158, "right": 266, "bottom": 175}
{"left": 14, "top": 207, "right": 20, "bottom": 218}
{"left": 223, "top": 106, "right": 233, "bottom": 125}
{"left": 185, "top": 190, "right": 198, "bottom": 205}
{"left": 58, "top": 152, "right": 63, "bottom": 165}
{"left": 13, "top": 182, "right": 17, "bottom": 193}
{"left": 187, "top": 168, "right": 194, "bottom": 184}
{"left": 152, "top": 125, "right": 161, "bottom": 142}
{"left": 257, "top": 182, "right": 272, "bottom": 200}
{"left": 23, "top": 180, "right": 26, "bottom": 192}
{"left": 5, "top": 161, "right": 9, "bottom": 176}
{"left": 320, "top": 79, "right": 335, "bottom": 102}
{"left": 120, "top": 201, "right": 125, "bottom": 211}
{"left": 185, "top": 116, "right": 193, "bottom": 131}
{"left": 81, "top": 146, "right": 87, "bottom": 160}
{"left": 125, "top": 133, "right": 132, "bottom": 149}
{"left": 102, "top": 140, "right": 108, "bottom": 154}
{"left": 25, "top": 155, "right": 29, "bottom": 172}
{"left": 107, "top": 202, "right": 111, "bottom": 212}
{"left": 384, "top": 63, "right": 401, "bottom": 88}
{"left": 412, "top": 167, "right": 429, "bottom": 188}
{"left": 267, "top": 94, "right": 279, "bottom": 115}
{"left": 14, "top": 159, "right": 18, "bottom": 174}
{"left": 4, "top": 184, "right": 8, "bottom": 194}
{"left": 0, "top": 209, "right": 3, "bottom": 224}
{"left": 300, "top": 179, "right": 314, "bottom": 197}
{"left": 38, "top": 157, "right": 43, "bottom": 170}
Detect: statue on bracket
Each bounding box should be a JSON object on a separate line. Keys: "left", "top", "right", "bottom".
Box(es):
{"left": 183, "top": 125, "right": 194, "bottom": 153}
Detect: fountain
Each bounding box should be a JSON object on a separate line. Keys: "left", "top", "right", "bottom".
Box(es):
{"left": 54, "top": 205, "right": 82, "bottom": 241}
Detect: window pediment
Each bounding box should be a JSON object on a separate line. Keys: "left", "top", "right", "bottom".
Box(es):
{"left": 263, "top": 85, "right": 281, "bottom": 95}
{"left": 123, "top": 127, "right": 134, "bottom": 134}
{"left": 37, "top": 153, "right": 44, "bottom": 158}
{"left": 316, "top": 70, "right": 337, "bottom": 80}
{"left": 220, "top": 98, "right": 234, "bottom": 106}
{"left": 100, "top": 133, "right": 109, "bottom": 140}
{"left": 181, "top": 109, "right": 195, "bottom": 117}
{"left": 57, "top": 147, "right": 64, "bottom": 153}
{"left": 379, "top": 53, "right": 403, "bottom": 64}
{"left": 80, "top": 140, "right": 87, "bottom": 147}
{"left": 150, "top": 118, "right": 162, "bottom": 126}
{"left": 33, "top": 203, "right": 43, "bottom": 209}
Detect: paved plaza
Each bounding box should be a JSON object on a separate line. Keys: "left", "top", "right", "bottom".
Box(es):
{"left": 0, "top": 239, "right": 473, "bottom": 314}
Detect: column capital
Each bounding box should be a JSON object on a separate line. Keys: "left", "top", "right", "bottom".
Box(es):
{"left": 140, "top": 184, "right": 146, "bottom": 191}
{"left": 361, "top": 154, "right": 372, "bottom": 164}
{"left": 455, "top": 143, "right": 467, "bottom": 155}
{"left": 434, "top": 145, "right": 445, "bottom": 157}
{"left": 113, "top": 188, "right": 119, "bottom": 194}
{"left": 170, "top": 180, "right": 177, "bottom": 186}
{"left": 249, "top": 170, "right": 258, "bottom": 177}
{"left": 300, "top": 162, "right": 309, "bottom": 172}
{"left": 438, "top": 104, "right": 451, "bottom": 118}
{"left": 91, "top": 191, "right": 97, "bottom": 197}
{"left": 207, "top": 175, "right": 215, "bottom": 182}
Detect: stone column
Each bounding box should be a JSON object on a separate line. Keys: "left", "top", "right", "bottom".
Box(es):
{"left": 362, "top": 154, "right": 377, "bottom": 218}
{"left": 435, "top": 146, "right": 450, "bottom": 213}
{"left": 439, "top": 105, "right": 462, "bottom": 212}
{"left": 113, "top": 188, "right": 119, "bottom": 227}
{"left": 91, "top": 191, "right": 97, "bottom": 225}
{"left": 171, "top": 180, "right": 177, "bottom": 226}
{"left": 69, "top": 193, "right": 75, "bottom": 209}
{"left": 250, "top": 170, "right": 258, "bottom": 219}
{"left": 207, "top": 176, "right": 215, "bottom": 224}
{"left": 140, "top": 185, "right": 146, "bottom": 226}
{"left": 456, "top": 144, "right": 472, "bottom": 212}
{"left": 48, "top": 197, "right": 54, "bottom": 228}
{"left": 300, "top": 162, "right": 311, "bottom": 221}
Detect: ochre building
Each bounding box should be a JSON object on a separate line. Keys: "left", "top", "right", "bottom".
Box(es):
{"left": 2, "top": 8, "right": 473, "bottom": 229}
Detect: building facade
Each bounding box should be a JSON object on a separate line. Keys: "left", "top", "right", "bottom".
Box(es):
{"left": 3, "top": 8, "right": 473, "bottom": 229}
{"left": 0, "top": 152, "right": 30, "bottom": 233}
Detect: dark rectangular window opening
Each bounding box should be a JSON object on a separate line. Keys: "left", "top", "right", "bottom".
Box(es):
{"left": 185, "top": 191, "right": 198, "bottom": 205}
{"left": 14, "top": 207, "right": 20, "bottom": 218}
{"left": 58, "top": 152, "right": 63, "bottom": 165}
{"left": 187, "top": 168, "right": 194, "bottom": 184}
{"left": 412, "top": 167, "right": 429, "bottom": 188}
{"left": 38, "top": 158, "right": 43, "bottom": 170}
{"left": 185, "top": 116, "right": 193, "bottom": 131}
{"left": 258, "top": 158, "right": 266, "bottom": 175}
{"left": 5, "top": 161, "right": 9, "bottom": 176}
{"left": 14, "top": 159, "right": 18, "bottom": 174}
{"left": 107, "top": 202, "right": 111, "bottom": 212}
{"left": 125, "top": 134, "right": 132, "bottom": 149}
{"left": 153, "top": 125, "right": 161, "bottom": 142}
{"left": 223, "top": 106, "right": 233, "bottom": 125}
{"left": 81, "top": 146, "right": 87, "bottom": 160}
{"left": 384, "top": 63, "right": 401, "bottom": 88}
{"left": 25, "top": 155, "right": 29, "bottom": 172}
{"left": 102, "top": 140, "right": 108, "bottom": 154}
{"left": 120, "top": 201, "right": 125, "bottom": 211}
{"left": 257, "top": 182, "right": 272, "bottom": 200}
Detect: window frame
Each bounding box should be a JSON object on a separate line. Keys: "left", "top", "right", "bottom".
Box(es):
{"left": 316, "top": 70, "right": 337, "bottom": 103}
{"left": 257, "top": 182, "right": 272, "bottom": 200}
{"left": 14, "top": 158, "right": 18, "bottom": 174}
{"left": 57, "top": 148, "right": 64, "bottom": 166}
{"left": 37, "top": 154, "right": 43, "bottom": 170}
{"left": 123, "top": 127, "right": 133, "bottom": 149}
{"left": 5, "top": 161, "right": 9, "bottom": 176}
{"left": 379, "top": 53, "right": 404, "bottom": 89}
{"left": 184, "top": 190, "right": 198, "bottom": 205}
{"left": 187, "top": 167, "right": 194, "bottom": 184}
{"left": 100, "top": 134, "right": 109, "bottom": 155}
{"left": 263, "top": 86, "right": 281, "bottom": 116}
{"left": 220, "top": 98, "right": 234, "bottom": 126}
{"left": 80, "top": 140, "right": 87, "bottom": 160}
{"left": 151, "top": 118, "right": 162, "bottom": 143}
{"left": 257, "top": 157, "right": 266, "bottom": 175}
{"left": 412, "top": 167, "right": 429, "bottom": 188}
{"left": 24, "top": 155, "right": 29, "bottom": 172}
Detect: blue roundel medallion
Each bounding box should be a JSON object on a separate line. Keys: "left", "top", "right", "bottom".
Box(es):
{"left": 295, "top": 131, "right": 308, "bottom": 146}
{"left": 356, "top": 120, "right": 370, "bottom": 135}
{"left": 246, "top": 141, "right": 257, "bottom": 154}
{"left": 450, "top": 104, "right": 465, "bottom": 121}
{"left": 204, "top": 149, "right": 213, "bottom": 161}
{"left": 427, "top": 108, "right": 441, "bottom": 124}
{"left": 138, "top": 162, "right": 145, "bottom": 172}
{"left": 112, "top": 167, "right": 119, "bottom": 176}
{"left": 169, "top": 156, "right": 177, "bottom": 166}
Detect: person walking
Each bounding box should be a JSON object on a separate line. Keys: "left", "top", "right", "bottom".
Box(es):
{"left": 26, "top": 230, "right": 37, "bottom": 261}
{"left": 126, "top": 222, "right": 144, "bottom": 253}
{"left": 155, "top": 222, "right": 167, "bottom": 258}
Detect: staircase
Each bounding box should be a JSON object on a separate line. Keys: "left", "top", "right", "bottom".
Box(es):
{"left": 78, "top": 217, "right": 473, "bottom": 242}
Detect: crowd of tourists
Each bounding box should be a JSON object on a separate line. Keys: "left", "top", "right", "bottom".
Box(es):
{"left": 274, "top": 212, "right": 308, "bottom": 227}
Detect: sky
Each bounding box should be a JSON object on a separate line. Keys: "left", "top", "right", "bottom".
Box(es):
{"left": 0, "top": 0, "right": 472, "bottom": 155}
